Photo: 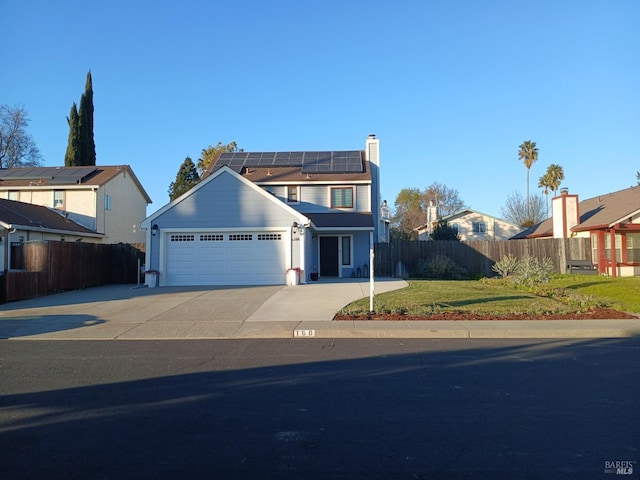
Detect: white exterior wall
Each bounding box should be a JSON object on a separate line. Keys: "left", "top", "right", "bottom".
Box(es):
{"left": 552, "top": 193, "right": 579, "bottom": 238}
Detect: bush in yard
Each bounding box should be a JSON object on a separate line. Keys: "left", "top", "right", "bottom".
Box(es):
{"left": 492, "top": 254, "right": 519, "bottom": 278}
{"left": 511, "top": 255, "right": 554, "bottom": 288}
{"left": 416, "top": 254, "right": 467, "bottom": 279}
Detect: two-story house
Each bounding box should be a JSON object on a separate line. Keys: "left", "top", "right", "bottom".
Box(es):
{"left": 416, "top": 208, "right": 524, "bottom": 241}
{"left": 0, "top": 165, "right": 152, "bottom": 244}
{"left": 141, "top": 135, "right": 389, "bottom": 286}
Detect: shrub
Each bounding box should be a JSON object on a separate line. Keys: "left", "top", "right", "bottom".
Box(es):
{"left": 491, "top": 254, "right": 554, "bottom": 288}
{"left": 511, "top": 255, "right": 554, "bottom": 288}
{"left": 415, "top": 254, "right": 467, "bottom": 279}
{"left": 492, "top": 254, "right": 519, "bottom": 278}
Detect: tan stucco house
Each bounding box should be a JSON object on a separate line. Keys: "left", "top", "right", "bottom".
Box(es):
{"left": 416, "top": 209, "right": 524, "bottom": 241}
{"left": 0, "top": 166, "right": 151, "bottom": 244}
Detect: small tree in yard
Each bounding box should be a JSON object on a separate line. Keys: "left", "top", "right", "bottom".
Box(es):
{"left": 430, "top": 219, "right": 460, "bottom": 241}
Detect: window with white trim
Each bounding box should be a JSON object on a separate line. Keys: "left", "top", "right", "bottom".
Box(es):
{"left": 331, "top": 187, "right": 353, "bottom": 208}
{"left": 472, "top": 221, "right": 487, "bottom": 234}
{"left": 8, "top": 191, "right": 18, "bottom": 201}
{"left": 286, "top": 186, "right": 299, "bottom": 203}
{"left": 627, "top": 233, "right": 640, "bottom": 263}
{"left": 53, "top": 190, "right": 64, "bottom": 208}
{"left": 341, "top": 236, "right": 351, "bottom": 266}
{"left": 105, "top": 194, "right": 112, "bottom": 211}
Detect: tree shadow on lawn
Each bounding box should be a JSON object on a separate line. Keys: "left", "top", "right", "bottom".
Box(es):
{"left": 439, "top": 294, "right": 537, "bottom": 308}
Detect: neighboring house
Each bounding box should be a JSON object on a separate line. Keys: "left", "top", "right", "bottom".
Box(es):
{"left": 0, "top": 198, "right": 103, "bottom": 272}
{"left": 0, "top": 166, "right": 152, "bottom": 244}
{"left": 416, "top": 208, "right": 524, "bottom": 241}
{"left": 141, "top": 135, "right": 389, "bottom": 286}
{"left": 512, "top": 186, "right": 640, "bottom": 277}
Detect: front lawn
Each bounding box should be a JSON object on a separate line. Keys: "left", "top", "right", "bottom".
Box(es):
{"left": 338, "top": 275, "right": 640, "bottom": 318}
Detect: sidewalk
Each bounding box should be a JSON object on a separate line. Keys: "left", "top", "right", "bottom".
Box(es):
{"left": 0, "top": 279, "right": 639, "bottom": 340}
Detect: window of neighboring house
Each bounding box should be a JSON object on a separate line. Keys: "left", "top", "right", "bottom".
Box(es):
{"left": 450, "top": 223, "right": 460, "bottom": 234}
{"left": 105, "top": 194, "right": 112, "bottom": 211}
{"left": 8, "top": 191, "right": 18, "bottom": 201}
{"left": 341, "top": 236, "right": 352, "bottom": 266}
{"left": 287, "top": 186, "right": 299, "bottom": 203}
{"left": 331, "top": 187, "right": 354, "bottom": 208}
{"left": 605, "top": 233, "right": 622, "bottom": 262}
{"left": 626, "top": 232, "right": 640, "bottom": 262}
{"left": 591, "top": 234, "right": 598, "bottom": 263}
{"left": 472, "top": 221, "right": 487, "bottom": 234}
{"left": 53, "top": 190, "right": 64, "bottom": 208}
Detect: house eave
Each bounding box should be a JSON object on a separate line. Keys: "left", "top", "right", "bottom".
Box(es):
{"left": 2, "top": 223, "right": 103, "bottom": 238}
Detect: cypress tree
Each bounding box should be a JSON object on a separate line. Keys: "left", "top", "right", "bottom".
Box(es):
{"left": 78, "top": 70, "right": 96, "bottom": 165}
{"left": 64, "top": 103, "right": 81, "bottom": 166}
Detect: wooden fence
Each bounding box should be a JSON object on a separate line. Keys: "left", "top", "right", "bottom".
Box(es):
{"left": 374, "top": 238, "right": 592, "bottom": 278}
{"left": 1, "top": 241, "right": 145, "bottom": 303}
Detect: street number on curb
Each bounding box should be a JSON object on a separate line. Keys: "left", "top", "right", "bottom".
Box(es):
{"left": 294, "top": 329, "right": 315, "bottom": 338}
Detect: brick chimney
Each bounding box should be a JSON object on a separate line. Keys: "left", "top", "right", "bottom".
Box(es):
{"left": 552, "top": 188, "right": 579, "bottom": 238}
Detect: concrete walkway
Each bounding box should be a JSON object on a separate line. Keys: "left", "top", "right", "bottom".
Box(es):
{"left": 0, "top": 279, "right": 639, "bottom": 340}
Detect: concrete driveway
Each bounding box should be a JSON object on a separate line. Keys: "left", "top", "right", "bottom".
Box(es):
{"left": 0, "top": 279, "right": 408, "bottom": 340}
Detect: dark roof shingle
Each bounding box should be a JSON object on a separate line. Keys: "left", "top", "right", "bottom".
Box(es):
{"left": 0, "top": 198, "right": 99, "bottom": 235}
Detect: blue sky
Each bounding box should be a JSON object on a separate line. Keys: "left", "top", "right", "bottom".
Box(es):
{"left": 3, "top": 0, "right": 639, "bottom": 219}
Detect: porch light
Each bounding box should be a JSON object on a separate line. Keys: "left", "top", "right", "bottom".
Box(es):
{"left": 151, "top": 224, "right": 158, "bottom": 236}
{"left": 292, "top": 222, "right": 299, "bottom": 235}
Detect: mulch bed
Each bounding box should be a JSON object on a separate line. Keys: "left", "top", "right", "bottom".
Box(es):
{"left": 334, "top": 308, "right": 638, "bottom": 321}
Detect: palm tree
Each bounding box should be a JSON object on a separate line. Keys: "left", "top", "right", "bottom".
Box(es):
{"left": 546, "top": 163, "right": 564, "bottom": 195}
{"left": 518, "top": 140, "right": 539, "bottom": 218}
{"left": 538, "top": 172, "right": 553, "bottom": 217}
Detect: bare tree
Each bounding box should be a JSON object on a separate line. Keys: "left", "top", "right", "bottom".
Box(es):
{"left": 500, "top": 191, "right": 546, "bottom": 228}
{"left": 423, "top": 181, "right": 467, "bottom": 217}
{"left": 0, "top": 105, "right": 43, "bottom": 168}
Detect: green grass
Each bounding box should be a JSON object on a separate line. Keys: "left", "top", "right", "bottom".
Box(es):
{"left": 340, "top": 275, "right": 640, "bottom": 316}
{"left": 548, "top": 275, "right": 640, "bottom": 313}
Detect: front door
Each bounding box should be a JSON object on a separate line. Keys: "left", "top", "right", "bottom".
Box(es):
{"left": 319, "top": 236, "right": 339, "bottom": 277}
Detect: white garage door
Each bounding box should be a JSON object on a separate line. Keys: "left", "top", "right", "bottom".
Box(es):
{"left": 164, "top": 232, "right": 286, "bottom": 286}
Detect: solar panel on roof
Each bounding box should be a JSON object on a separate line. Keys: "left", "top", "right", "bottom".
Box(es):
{"left": 211, "top": 149, "right": 364, "bottom": 174}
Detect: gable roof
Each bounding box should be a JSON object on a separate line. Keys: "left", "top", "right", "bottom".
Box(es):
{"left": 415, "top": 209, "right": 520, "bottom": 232}
{"left": 142, "top": 166, "right": 309, "bottom": 227}
{"left": 0, "top": 165, "right": 152, "bottom": 204}
{"left": 513, "top": 185, "right": 640, "bottom": 239}
{"left": 0, "top": 198, "right": 102, "bottom": 237}
{"left": 205, "top": 150, "right": 372, "bottom": 183}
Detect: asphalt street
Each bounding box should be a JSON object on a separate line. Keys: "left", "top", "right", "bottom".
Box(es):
{"left": 1, "top": 338, "right": 638, "bottom": 479}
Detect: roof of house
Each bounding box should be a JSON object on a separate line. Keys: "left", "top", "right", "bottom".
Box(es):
{"left": 0, "top": 198, "right": 101, "bottom": 236}
{"left": 0, "top": 165, "right": 152, "bottom": 203}
{"left": 206, "top": 151, "right": 372, "bottom": 182}
{"left": 415, "top": 209, "right": 520, "bottom": 232}
{"left": 513, "top": 185, "right": 640, "bottom": 239}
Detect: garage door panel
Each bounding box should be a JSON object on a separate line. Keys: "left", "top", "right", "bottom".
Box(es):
{"left": 165, "top": 231, "right": 286, "bottom": 286}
